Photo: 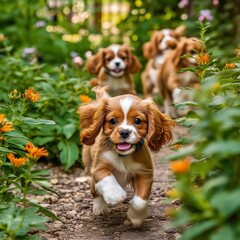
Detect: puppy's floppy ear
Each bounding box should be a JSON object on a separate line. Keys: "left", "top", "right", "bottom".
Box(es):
{"left": 144, "top": 99, "right": 175, "bottom": 152}
{"left": 172, "top": 39, "right": 187, "bottom": 66}
{"left": 78, "top": 99, "right": 107, "bottom": 145}
{"left": 174, "top": 25, "right": 186, "bottom": 37}
{"left": 143, "top": 41, "right": 155, "bottom": 59}
{"left": 123, "top": 45, "right": 141, "bottom": 74}
{"left": 86, "top": 49, "right": 105, "bottom": 74}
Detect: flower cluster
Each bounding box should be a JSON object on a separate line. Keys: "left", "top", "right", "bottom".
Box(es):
{"left": 196, "top": 52, "right": 210, "bottom": 66}
{"left": 24, "top": 88, "right": 41, "bottom": 102}
{"left": 79, "top": 94, "right": 92, "bottom": 103}
{"left": 0, "top": 114, "right": 14, "bottom": 133}
{"left": 170, "top": 157, "right": 191, "bottom": 174}
{"left": 7, "top": 153, "right": 28, "bottom": 167}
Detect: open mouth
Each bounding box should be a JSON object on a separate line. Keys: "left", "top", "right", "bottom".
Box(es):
{"left": 116, "top": 143, "right": 132, "bottom": 152}
{"left": 112, "top": 68, "right": 124, "bottom": 74}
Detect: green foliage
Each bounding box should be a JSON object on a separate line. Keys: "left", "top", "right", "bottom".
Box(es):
{"left": 0, "top": 92, "right": 60, "bottom": 239}
{"left": 166, "top": 23, "right": 240, "bottom": 240}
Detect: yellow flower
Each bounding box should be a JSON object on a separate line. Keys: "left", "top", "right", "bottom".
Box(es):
{"left": 24, "top": 142, "right": 48, "bottom": 160}
{"left": 224, "top": 63, "right": 236, "bottom": 69}
{"left": 166, "top": 188, "right": 181, "bottom": 198}
{"left": 170, "top": 144, "right": 182, "bottom": 151}
{"left": 79, "top": 95, "right": 92, "bottom": 103}
{"left": 9, "top": 89, "right": 22, "bottom": 99}
{"left": 0, "top": 114, "right": 14, "bottom": 133}
{"left": 0, "top": 33, "right": 6, "bottom": 42}
{"left": 170, "top": 157, "right": 190, "bottom": 174}
{"left": 7, "top": 153, "right": 27, "bottom": 167}
{"left": 24, "top": 88, "right": 41, "bottom": 102}
{"left": 196, "top": 52, "right": 210, "bottom": 65}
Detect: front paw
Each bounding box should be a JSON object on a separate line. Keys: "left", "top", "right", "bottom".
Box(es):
{"left": 95, "top": 175, "right": 127, "bottom": 205}
{"left": 127, "top": 196, "right": 148, "bottom": 227}
{"left": 93, "top": 196, "right": 109, "bottom": 215}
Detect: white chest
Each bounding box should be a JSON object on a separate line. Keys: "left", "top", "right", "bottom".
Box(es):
{"left": 104, "top": 76, "right": 129, "bottom": 90}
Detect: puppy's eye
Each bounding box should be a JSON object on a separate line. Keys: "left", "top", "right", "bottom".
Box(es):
{"left": 109, "top": 118, "right": 118, "bottom": 125}
{"left": 190, "top": 50, "right": 196, "bottom": 55}
{"left": 134, "top": 118, "right": 142, "bottom": 125}
{"left": 121, "top": 56, "right": 126, "bottom": 60}
{"left": 106, "top": 57, "right": 113, "bottom": 62}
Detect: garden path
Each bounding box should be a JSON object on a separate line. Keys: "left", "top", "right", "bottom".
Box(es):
{"left": 38, "top": 124, "right": 188, "bottom": 240}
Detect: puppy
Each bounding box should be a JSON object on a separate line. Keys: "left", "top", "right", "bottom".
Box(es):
{"left": 78, "top": 87, "right": 175, "bottom": 227}
{"left": 86, "top": 44, "right": 141, "bottom": 96}
{"left": 157, "top": 37, "right": 202, "bottom": 118}
{"left": 141, "top": 25, "right": 186, "bottom": 98}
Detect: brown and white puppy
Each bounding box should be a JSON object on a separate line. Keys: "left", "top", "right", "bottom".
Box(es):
{"left": 157, "top": 37, "right": 202, "bottom": 118}
{"left": 78, "top": 87, "right": 174, "bottom": 227}
{"left": 86, "top": 44, "right": 141, "bottom": 96}
{"left": 141, "top": 25, "right": 186, "bottom": 98}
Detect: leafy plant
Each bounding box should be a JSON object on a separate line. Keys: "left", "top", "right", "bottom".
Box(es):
{"left": 166, "top": 22, "right": 240, "bottom": 240}
{"left": 0, "top": 89, "right": 60, "bottom": 239}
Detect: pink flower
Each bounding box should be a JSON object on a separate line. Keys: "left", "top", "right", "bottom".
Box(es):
{"left": 198, "top": 10, "right": 214, "bottom": 22}
{"left": 178, "top": 0, "right": 189, "bottom": 9}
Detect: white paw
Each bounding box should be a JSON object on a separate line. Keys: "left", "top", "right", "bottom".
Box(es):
{"left": 127, "top": 196, "right": 148, "bottom": 227}
{"left": 95, "top": 175, "right": 127, "bottom": 205}
{"left": 93, "top": 197, "right": 109, "bottom": 215}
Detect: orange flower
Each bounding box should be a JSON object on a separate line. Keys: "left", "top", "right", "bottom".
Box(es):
{"left": 7, "top": 153, "right": 27, "bottom": 167}
{"left": 79, "top": 95, "right": 92, "bottom": 103}
{"left": 225, "top": 63, "right": 236, "bottom": 69}
{"left": 196, "top": 52, "right": 210, "bottom": 65}
{"left": 24, "top": 142, "right": 48, "bottom": 160}
{"left": 0, "top": 114, "right": 14, "bottom": 133}
{"left": 170, "top": 157, "right": 190, "bottom": 174}
{"left": 24, "top": 88, "right": 41, "bottom": 102}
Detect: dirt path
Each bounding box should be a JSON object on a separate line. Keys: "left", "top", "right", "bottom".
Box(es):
{"left": 37, "top": 125, "right": 188, "bottom": 240}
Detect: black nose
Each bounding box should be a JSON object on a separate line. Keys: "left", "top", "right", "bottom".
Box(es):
{"left": 115, "top": 62, "right": 120, "bottom": 67}
{"left": 120, "top": 129, "right": 130, "bottom": 139}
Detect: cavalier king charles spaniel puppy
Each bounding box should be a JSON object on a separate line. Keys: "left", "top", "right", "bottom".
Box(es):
{"left": 86, "top": 44, "right": 141, "bottom": 96}
{"left": 157, "top": 37, "right": 202, "bottom": 118}
{"left": 78, "top": 86, "right": 175, "bottom": 227}
{"left": 141, "top": 25, "right": 186, "bottom": 98}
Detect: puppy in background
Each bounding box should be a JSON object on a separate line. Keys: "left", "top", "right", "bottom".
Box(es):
{"left": 86, "top": 44, "right": 141, "bottom": 96}
{"left": 141, "top": 25, "right": 186, "bottom": 98}
{"left": 78, "top": 87, "right": 174, "bottom": 227}
{"left": 157, "top": 37, "right": 202, "bottom": 118}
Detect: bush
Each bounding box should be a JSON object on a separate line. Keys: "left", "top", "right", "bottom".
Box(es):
{"left": 166, "top": 22, "right": 240, "bottom": 240}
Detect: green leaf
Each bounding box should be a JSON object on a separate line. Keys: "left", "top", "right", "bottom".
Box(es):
{"left": 62, "top": 123, "right": 76, "bottom": 139}
{"left": 182, "top": 220, "right": 218, "bottom": 240}
{"left": 59, "top": 141, "right": 79, "bottom": 170}
{"left": 20, "top": 116, "right": 55, "bottom": 125}
{"left": 204, "top": 141, "right": 240, "bottom": 156}
{"left": 210, "top": 189, "right": 240, "bottom": 218}
{"left": 210, "top": 225, "right": 235, "bottom": 240}
{"left": 33, "top": 181, "right": 60, "bottom": 197}
{"left": 0, "top": 146, "right": 14, "bottom": 153}
{"left": 28, "top": 201, "right": 62, "bottom": 222}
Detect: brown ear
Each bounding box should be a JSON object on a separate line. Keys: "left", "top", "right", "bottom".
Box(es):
{"left": 172, "top": 39, "right": 187, "bottom": 66}
{"left": 143, "top": 41, "right": 155, "bottom": 59}
{"left": 145, "top": 100, "right": 175, "bottom": 151}
{"left": 174, "top": 25, "right": 186, "bottom": 38}
{"left": 129, "top": 53, "right": 141, "bottom": 74}
{"left": 78, "top": 99, "right": 107, "bottom": 145}
{"left": 86, "top": 49, "right": 105, "bottom": 74}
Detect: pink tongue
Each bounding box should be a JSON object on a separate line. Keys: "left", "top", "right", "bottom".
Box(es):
{"left": 117, "top": 143, "right": 132, "bottom": 151}
{"left": 114, "top": 68, "right": 121, "bottom": 73}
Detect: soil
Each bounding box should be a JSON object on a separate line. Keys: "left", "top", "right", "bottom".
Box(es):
{"left": 35, "top": 125, "right": 188, "bottom": 240}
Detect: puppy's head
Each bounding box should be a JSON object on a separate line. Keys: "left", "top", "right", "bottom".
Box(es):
{"left": 78, "top": 88, "right": 175, "bottom": 155}
{"left": 143, "top": 25, "right": 186, "bottom": 59}
{"left": 172, "top": 37, "right": 202, "bottom": 67}
{"left": 86, "top": 44, "right": 141, "bottom": 77}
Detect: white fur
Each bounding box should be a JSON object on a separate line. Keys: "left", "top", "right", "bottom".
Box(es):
{"left": 93, "top": 196, "right": 109, "bottom": 215}
{"left": 95, "top": 175, "right": 127, "bottom": 205}
{"left": 172, "top": 88, "right": 182, "bottom": 104}
{"left": 107, "top": 45, "right": 126, "bottom": 77}
{"left": 127, "top": 195, "right": 148, "bottom": 227}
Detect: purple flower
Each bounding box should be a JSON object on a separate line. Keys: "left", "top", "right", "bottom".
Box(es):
{"left": 198, "top": 9, "right": 214, "bottom": 22}
{"left": 35, "top": 20, "right": 46, "bottom": 28}
{"left": 178, "top": 0, "right": 189, "bottom": 9}
{"left": 21, "top": 47, "right": 36, "bottom": 57}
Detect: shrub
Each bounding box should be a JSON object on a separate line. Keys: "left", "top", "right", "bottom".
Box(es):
{"left": 166, "top": 22, "right": 240, "bottom": 240}
{"left": 0, "top": 89, "right": 60, "bottom": 239}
